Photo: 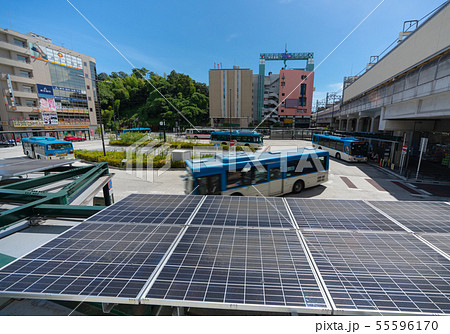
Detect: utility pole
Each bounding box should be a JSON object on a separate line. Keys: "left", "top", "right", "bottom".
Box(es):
{"left": 229, "top": 88, "right": 232, "bottom": 143}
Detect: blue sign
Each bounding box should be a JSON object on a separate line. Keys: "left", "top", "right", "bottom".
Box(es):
{"left": 36, "top": 84, "right": 54, "bottom": 98}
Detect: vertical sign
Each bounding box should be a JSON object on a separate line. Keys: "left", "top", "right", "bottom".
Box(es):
{"left": 415, "top": 137, "right": 428, "bottom": 179}
{"left": 6, "top": 74, "right": 16, "bottom": 110}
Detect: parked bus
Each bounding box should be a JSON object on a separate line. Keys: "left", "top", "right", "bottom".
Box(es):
{"left": 210, "top": 130, "right": 264, "bottom": 148}
{"left": 185, "top": 128, "right": 217, "bottom": 139}
{"left": 22, "top": 137, "right": 74, "bottom": 159}
{"left": 117, "top": 128, "right": 151, "bottom": 135}
{"left": 185, "top": 148, "right": 329, "bottom": 196}
{"left": 312, "top": 134, "right": 368, "bottom": 162}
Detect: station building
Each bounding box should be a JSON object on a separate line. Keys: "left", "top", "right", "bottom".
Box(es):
{"left": 0, "top": 29, "right": 100, "bottom": 139}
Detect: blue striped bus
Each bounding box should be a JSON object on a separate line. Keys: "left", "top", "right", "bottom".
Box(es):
{"left": 312, "top": 134, "right": 368, "bottom": 162}
{"left": 185, "top": 148, "right": 329, "bottom": 196}
{"left": 117, "top": 128, "right": 151, "bottom": 135}
{"left": 22, "top": 137, "right": 74, "bottom": 159}
{"left": 210, "top": 130, "right": 263, "bottom": 148}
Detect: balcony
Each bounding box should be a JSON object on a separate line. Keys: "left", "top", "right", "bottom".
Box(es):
{"left": 8, "top": 90, "right": 38, "bottom": 99}
{"left": 0, "top": 56, "right": 33, "bottom": 70}
{"left": 0, "top": 40, "right": 30, "bottom": 54}
{"left": 0, "top": 73, "right": 35, "bottom": 84}
{"left": 6, "top": 105, "right": 38, "bottom": 113}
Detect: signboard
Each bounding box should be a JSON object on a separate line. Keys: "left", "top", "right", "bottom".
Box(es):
{"left": 36, "top": 84, "right": 54, "bottom": 97}
{"left": 6, "top": 74, "right": 16, "bottom": 110}
{"left": 284, "top": 118, "right": 293, "bottom": 124}
{"left": 39, "top": 97, "right": 56, "bottom": 112}
{"left": 29, "top": 42, "right": 83, "bottom": 70}
{"left": 402, "top": 145, "right": 407, "bottom": 152}
{"left": 42, "top": 112, "right": 58, "bottom": 125}
{"left": 229, "top": 140, "right": 236, "bottom": 146}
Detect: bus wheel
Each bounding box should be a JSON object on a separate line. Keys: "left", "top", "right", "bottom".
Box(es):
{"left": 222, "top": 142, "right": 227, "bottom": 145}
{"left": 318, "top": 146, "right": 322, "bottom": 149}
{"left": 230, "top": 192, "right": 243, "bottom": 196}
{"left": 336, "top": 153, "right": 341, "bottom": 160}
{"left": 245, "top": 144, "right": 250, "bottom": 147}
{"left": 292, "top": 180, "right": 304, "bottom": 194}
{"left": 194, "top": 136, "right": 198, "bottom": 139}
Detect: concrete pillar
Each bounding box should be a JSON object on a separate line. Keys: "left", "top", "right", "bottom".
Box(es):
{"left": 355, "top": 118, "right": 360, "bottom": 132}
{"left": 345, "top": 118, "right": 351, "bottom": 131}
{"left": 369, "top": 117, "right": 375, "bottom": 132}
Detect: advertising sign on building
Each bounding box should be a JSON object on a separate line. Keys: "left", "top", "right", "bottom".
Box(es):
{"left": 36, "top": 84, "right": 54, "bottom": 97}
{"left": 42, "top": 112, "right": 58, "bottom": 125}
{"left": 39, "top": 97, "right": 56, "bottom": 112}
{"left": 6, "top": 74, "right": 16, "bottom": 110}
{"left": 29, "top": 42, "right": 83, "bottom": 70}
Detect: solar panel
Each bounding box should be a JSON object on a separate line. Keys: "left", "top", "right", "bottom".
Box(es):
{"left": 420, "top": 234, "right": 450, "bottom": 257}
{"left": 287, "top": 199, "right": 404, "bottom": 231}
{"left": 369, "top": 201, "right": 450, "bottom": 233}
{"left": 142, "top": 225, "right": 331, "bottom": 313}
{"left": 302, "top": 230, "right": 450, "bottom": 314}
{"left": 87, "top": 194, "right": 202, "bottom": 225}
{"left": 0, "top": 222, "right": 183, "bottom": 303}
{"left": 190, "top": 196, "right": 294, "bottom": 228}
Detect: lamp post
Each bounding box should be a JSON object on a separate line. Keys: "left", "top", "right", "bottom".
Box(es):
{"left": 229, "top": 88, "right": 232, "bottom": 143}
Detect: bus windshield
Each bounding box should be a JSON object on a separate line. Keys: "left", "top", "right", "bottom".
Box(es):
{"left": 350, "top": 142, "right": 368, "bottom": 156}
{"left": 47, "top": 143, "right": 73, "bottom": 150}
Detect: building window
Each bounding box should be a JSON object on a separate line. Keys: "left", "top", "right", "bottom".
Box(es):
{"left": 300, "top": 83, "right": 306, "bottom": 96}
{"left": 19, "top": 70, "right": 31, "bottom": 78}
{"left": 87, "top": 85, "right": 90, "bottom": 89}
{"left": 25, "top": 100, "right": 35, "bottom": 107}
{"left": 281, "top": 82, "right": 285, "bottom": 86}
{"left": 301, "top": 75, "right": 307, "bottom": 80}
{"left": 85, "top": 74, "right": 89, "bottom": 78}
{"left": 14, "top": 39, "right": 25, "bottom": 48}
{"left": 282, "top": 93, "right": 285, "bottom": 96}
{"left": 17, "top": 55, "right": 28, "bottom": 63}
{"left": 89, "top": 108, "right": 93, "bottom": 112}
{"left": 22, "top": 86, "right": 33, "bottom": 93}
{"left": 84, "top": 62, "right": 87, "bottom": 66}
{"left": 88, "top": 96, "right": 92, "bottom": 101}
{"left": 280, "top": 109, "right": 284, "bottom": 113}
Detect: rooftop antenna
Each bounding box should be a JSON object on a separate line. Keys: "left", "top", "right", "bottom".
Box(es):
{"left": 8, "top": 11, "right": 12, "bottom": 28}
{"left": 284, "top": 43, "right": 288, "bottom": 69}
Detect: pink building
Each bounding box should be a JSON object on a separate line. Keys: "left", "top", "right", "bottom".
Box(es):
{"left": 278, "top": 69, "right": 314, "bottom": 125}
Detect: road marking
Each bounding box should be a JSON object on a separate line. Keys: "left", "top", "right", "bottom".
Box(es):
{"left": 391, "top": 181, "right": 420, "bottom": 194}
{"left": 365, "top": 178, "right": 386, "bottom": 191}
{"left": 340, "top": 176, "right": 358, "bottom": 189}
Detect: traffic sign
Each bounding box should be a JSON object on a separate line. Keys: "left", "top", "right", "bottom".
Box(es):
{"left": 402, "top": 145, "right": 407, "bottom": 152}
{"left": 229, "top": 140, "right": 236, "bottom": 146}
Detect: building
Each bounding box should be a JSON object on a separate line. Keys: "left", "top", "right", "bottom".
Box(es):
{"left": 335, "top": 2, "right": 450, "bottom": 179}
{"left": 254, "top": 69, "right": 314, "bottom": 128}
{"left": 0, "top": 29, "right": 100, "bottom": 138}
{"left": 209, "top": 67, "right": 253, "bottom": 128}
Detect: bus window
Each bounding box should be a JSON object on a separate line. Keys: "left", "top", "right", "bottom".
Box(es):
{"left": 269, "top": 167, "right": 281, "bottom": 180}
{"left": 336, "top": 141, "right": 344, "bottom": 151}
{"left": 197, "top": 174, "right": 221, "bottom": 195}
{"left": 253, "top": 166, "right": 267, "bottom": 184}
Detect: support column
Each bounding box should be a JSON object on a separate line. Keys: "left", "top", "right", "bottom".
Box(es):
{"left": 369, "top": 117, "right": 375, "bottom": 132}
{"left": 345, "top": 118, "right": 351, "bottom": 131}
{"left": 355, "top": 118, "right": 361, "bottom": 132}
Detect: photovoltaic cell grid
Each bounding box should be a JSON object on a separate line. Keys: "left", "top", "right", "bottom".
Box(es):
{"left": 87, "top": 194, "right": 202, "bottom": 225}
{"left": 302, "top": 230, "right": 450, "bottom": 314}
{"left": 420, "top": 234, "right": 450, "bottom": 257}
{"left": 287, "top": 198, "right": 405, "bottom": 231}
{"left": 369, "top": 201, "right": 450, "bottom": 233}
{"left": 0, "top": 222, "right": 183, "bottom": 302}
{"left": 190, "top": 196, "right": 294, "bottom": 228}
{"left": 144, "top": 226, "right": 329, "bottom": 312}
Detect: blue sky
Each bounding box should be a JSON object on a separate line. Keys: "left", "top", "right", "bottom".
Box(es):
{"left": 1, "top": 0, "right": 446, "bottom": 106}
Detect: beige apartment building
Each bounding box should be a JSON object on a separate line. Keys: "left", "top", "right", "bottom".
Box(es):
{"left": 0, "top": 28, "right": 100, "bottom": 138}
{"left": 209, "top": 67, "right": 253, "bottom": 128}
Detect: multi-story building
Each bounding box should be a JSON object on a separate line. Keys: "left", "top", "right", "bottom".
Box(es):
{"left": 254, "top": 69, "right": 314, "bottom": 128}
{"left": 0, "top": 29, "right": 99, "bottom": 137}
{"left": 209, "top": 67, "right": 253, "bottom": 128}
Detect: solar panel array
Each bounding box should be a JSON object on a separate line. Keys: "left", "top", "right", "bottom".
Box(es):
{"left": 0, "top": 194, "right": 449, "bottom": 315}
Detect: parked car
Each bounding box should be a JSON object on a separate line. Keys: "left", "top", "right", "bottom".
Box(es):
{"left": 0, "top": 140, "right": 14, "bottom": 147}
{"left": 64, "top": 136, "right": 86, "bottom": 142}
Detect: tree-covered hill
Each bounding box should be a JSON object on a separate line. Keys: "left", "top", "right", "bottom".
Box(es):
{"left": 97, "top": 68, "right": 209, "bottom": 130}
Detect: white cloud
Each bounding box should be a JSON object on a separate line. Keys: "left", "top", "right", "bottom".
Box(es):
{"left": 226, "top": 34, "right": 238, "bottom": 42}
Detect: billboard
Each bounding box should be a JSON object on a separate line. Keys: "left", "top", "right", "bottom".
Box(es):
{"left": 39, "top": 97, "right": 56, "bottom": 112}
{"left": 29, "top": 42, "right": 83, "bottom": 70}
{"left": 42, "top": 112, "right": 58, "bottom": 125}
{"left": 36, "top": 84, "right": 54, "bottom": 97}
{"left": 6, "top": 74, "right": 16, "bottom": 110}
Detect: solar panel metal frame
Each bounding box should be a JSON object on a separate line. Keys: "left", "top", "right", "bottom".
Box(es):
{"left": 301, "top": 229, "right": 450, "bottom": 315}
{"left": 140, "top": 224, "right": 333, "bottom": 314}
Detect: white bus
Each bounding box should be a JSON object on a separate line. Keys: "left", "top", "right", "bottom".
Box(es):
{"left": 312, "top": 134, "right": 368, "bottom": 162}
{"left": 185, "top": 148, "right": 329, "bottom": 196}
{"left": 185, "top": 128, "right": 216, "bottom": 139}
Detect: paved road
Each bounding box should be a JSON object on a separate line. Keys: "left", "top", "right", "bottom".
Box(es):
{"left": 1, "top": 138, "right": 447, "bottom": 202}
